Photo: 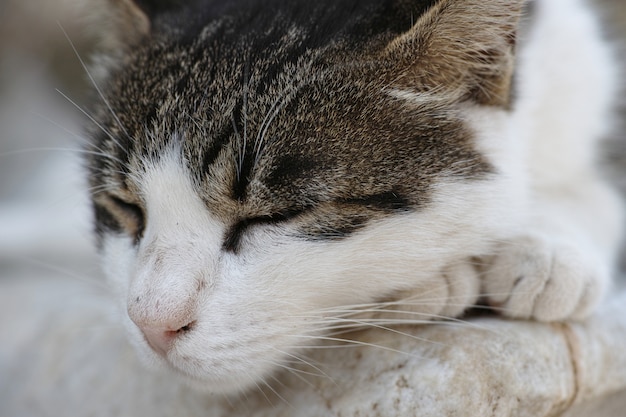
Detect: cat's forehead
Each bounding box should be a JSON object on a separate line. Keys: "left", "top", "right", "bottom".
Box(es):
{"left": 89, "top": 1, "right": 492, "bottom": 218}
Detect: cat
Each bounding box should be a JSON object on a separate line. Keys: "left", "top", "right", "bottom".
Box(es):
{"left": 84, "top": 0, "right": 623, "bottom": 395}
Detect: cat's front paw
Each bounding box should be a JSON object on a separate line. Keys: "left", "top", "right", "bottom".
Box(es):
{"left": 379, "top": 260, "right": 481, "bottom": 321}
{"left": 482, "top": 235, "right": 608, "bottom": 321}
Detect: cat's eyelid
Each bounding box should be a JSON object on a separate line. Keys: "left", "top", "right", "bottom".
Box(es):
{"left": 259, "top": 205, "right": 313, "bottom": 222}
{"left": 98, "top": 192, "right": 146, "bottom": 243}
{"left": 104, "top": 190, "right": 141, "bottom": 207}
{"left": 242, "top": 190, "right": 408, "bottom": 226}
{"left": 339, "top": 191, "right": 411, "bottom": 212}
{"left": 222, "top": 206, "right": 312, "bottom": 253}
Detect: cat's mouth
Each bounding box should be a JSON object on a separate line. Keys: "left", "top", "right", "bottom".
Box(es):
{"left": 132, "top": 321, "right": 287, "bottom": 394}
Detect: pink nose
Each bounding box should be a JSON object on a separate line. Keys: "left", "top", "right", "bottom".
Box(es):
{"left": 137, "top": 321, "right": 195, "bottom": 356}
{"left": 127, "top": 292, "right": 199, "bottom": 356}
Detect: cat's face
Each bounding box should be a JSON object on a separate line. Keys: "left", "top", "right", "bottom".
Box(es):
{"left": 87, "top": 0, "right": 524, "bottom": 393}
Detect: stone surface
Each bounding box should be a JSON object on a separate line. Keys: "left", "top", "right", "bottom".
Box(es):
{"left": 2, "top": 274, "right": 626, "bottom": 417}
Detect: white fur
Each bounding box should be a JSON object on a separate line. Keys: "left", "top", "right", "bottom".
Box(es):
{"left": 99, "top": 0, "right": 623, "bottom": 394}
{"left": 479, "top": 0, "right": 624, "bottom": 320}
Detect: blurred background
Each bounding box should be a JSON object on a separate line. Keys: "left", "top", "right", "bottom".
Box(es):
{"left": 0, "top": 0, "right": 112, "bottom": 281}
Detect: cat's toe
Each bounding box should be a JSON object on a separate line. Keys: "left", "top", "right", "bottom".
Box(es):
{"left": 483, "top": 236, "right": 608, "bottom": 321}
{"left": 438, "top": 260, "right": 481, "bottom": 318}
{"left": 379, "top": 259, "right": 480, "bottom": 322}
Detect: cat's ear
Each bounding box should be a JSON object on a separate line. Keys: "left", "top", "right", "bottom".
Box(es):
{"left": 79, "top": 0, "right": 152, "bottom": 81}
{"left": 89, "top": 0, "right": 151, "bottom": 52}
{"left": 88, "top": 0, "right": 185, "bottom": 57}
{"left": 383, "top": 0, "right": 525, "bottom": 106}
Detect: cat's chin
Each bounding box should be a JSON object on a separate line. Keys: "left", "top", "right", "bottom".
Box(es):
{"left": 165, "top": 363, "right": 253, "bottom": 395}
{"left": 129, "top": 333, "right": 279, "bottom": 395}
{"left": 137, "top": 346, "right": 269, "bottom": 394}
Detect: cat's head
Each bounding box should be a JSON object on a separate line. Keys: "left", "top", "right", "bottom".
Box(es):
{"left": 86, "top": 0, "right": 525, "bottom": 393}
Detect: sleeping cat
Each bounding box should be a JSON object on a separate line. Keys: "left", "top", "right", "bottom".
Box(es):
{"left": 85, "top": 0, "right": 623, "bottom": 394}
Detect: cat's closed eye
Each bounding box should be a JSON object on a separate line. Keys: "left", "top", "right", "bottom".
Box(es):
{"left": 96, "top": 194, "right": 145, "bottom": 243}
{"left": 223, "top": 207, "right": 311, "bottom": 252}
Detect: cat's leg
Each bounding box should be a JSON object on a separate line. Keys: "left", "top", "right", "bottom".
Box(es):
{"left": 482, "top": 0, "right": 623, "bottom": 321}
{"left": 438, "top": 260, "right": 482, "bottom": 318}
{"left": 375, "top": 259, "right": 481, "bottom": 322}
{"left": 483, "top": 182, "right": 623, "bottom": 321}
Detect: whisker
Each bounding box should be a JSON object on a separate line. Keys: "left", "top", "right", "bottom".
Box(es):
{"left": 326, "top": 303, "right": 473, "bottom": 318}
{"left": 230, "top": 111, "right": 243, "bottom": 181}
{"left": 254, "top": 92, "right": 290, "bottom": 163}
{"left": 233, "top": 59, "right": 251, "bottom": 182}
{"left": 86, "top": 184, "right": 118, "bottom": 197}
{"left": 30, "top": 111, "right": 125, "bottom": 166}
{"left": 245, "top": 371, "right": 274, "bottom": 406}
{"left": 290, "top": 334, "right": 424, "bottom": 358}
{"left": 299, "top": 318, "right": 431, "bottom": 333}
{"left": 55, "top": 89, "right": 123, "bottom": 153}
{"left": 275, "top": 365, "right": 317, "bottom": 389}
{"left": 220, "top": 392, "right": 236, "bottom": 410}
{"left": 58, "top": 22, "right": 132, "bottom": 148}
{"left": 260, "top": 376, "right": 293, "bottom": 409}
{"left": 7, "top": 255, "right": 107, "bottom": 290}
{"left": 182, "top": 110, "right": 205, "bottom": 133}
{"left": 31, "top": 111, "right": 90, "bottom": 146}
{"left": 252, "top": 61, "right": 315, "bottom": 166}
{"left": 281, "top": 365, "right": 328, "bottom": 381}
{"left": 329, "top": 319, "right": 480, "bottom": 337}
{"left": 253, "top": 91, "right": 285, "bottom": 163}
{"left": 242, "top": 61, "right": 249, "bottom": 179}
{"left": 327, "top": 318, "right": 449, "bottom": 346}
{"left": 271, "top": 347, "right": 335, "bottom": 384}
{"left": 0, "top": 146, "right": 123, "bottom": 165}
